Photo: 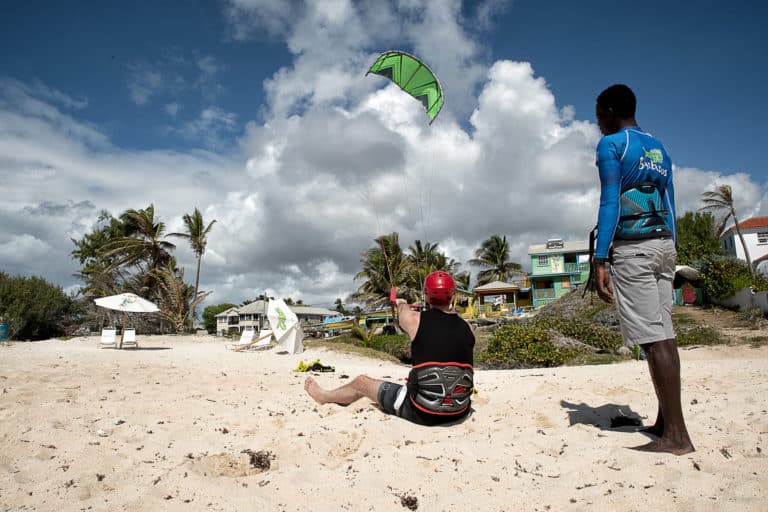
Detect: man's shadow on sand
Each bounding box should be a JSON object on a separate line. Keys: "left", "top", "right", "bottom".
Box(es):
{"left": 560, "top": 400, "right": 656, "bottom": 439}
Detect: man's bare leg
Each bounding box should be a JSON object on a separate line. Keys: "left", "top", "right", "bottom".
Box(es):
{"left": 304, "top": 375, "right": 384, "bottom": 406}
{"left": 631, "top": 339, "right": 694, "bottom": 455}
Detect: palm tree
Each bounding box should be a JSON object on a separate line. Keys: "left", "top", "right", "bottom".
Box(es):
{"left": 700, "top": 184, "right": 754, "bottom": 278}
{"left": 468, "top": 235, "right": 522, "bottom": 286}
{"left": 353, "top": 233, "right": 410, "bottom": 315}
{"left": 169, "top": 208, "right": 216, "bottom": 320}
{"left": 405, "top": 240, "right": 461, "bottom": 296}
{"left": 100, "top": 205, "right": 176, "bottom": 294}
{"left": 454, "top": 271, "right": 471, "bottom": 291}
{"left": 151, "top": 259, "right": 211, "bottom": 334}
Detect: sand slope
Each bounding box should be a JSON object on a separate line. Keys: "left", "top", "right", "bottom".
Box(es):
{"left": 0, "top": 336, "right": 766, "bottom": 511}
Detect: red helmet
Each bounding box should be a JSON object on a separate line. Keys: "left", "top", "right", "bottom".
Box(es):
{"left": 424, "top": 271, "right": 455, "bottom": 306}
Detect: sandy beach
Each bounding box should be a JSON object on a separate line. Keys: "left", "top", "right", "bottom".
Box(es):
{"left": 0, "top": 335, "right": 766, "bottom": 511}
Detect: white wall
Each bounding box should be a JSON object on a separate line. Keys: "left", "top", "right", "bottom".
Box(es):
{"left": 713, "top": 287, "right": 768, "bottom": 313}
{"left": 721, "top": 229, "right": 768, "bottom": 263}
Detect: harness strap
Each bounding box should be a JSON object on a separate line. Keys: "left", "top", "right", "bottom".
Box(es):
{"left": 583, "top": 225, "right": 598, "bottom": 298}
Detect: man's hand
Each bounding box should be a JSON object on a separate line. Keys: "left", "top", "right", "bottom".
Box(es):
{"left": 594, "top": 264, "right": 614, "bottom": 304}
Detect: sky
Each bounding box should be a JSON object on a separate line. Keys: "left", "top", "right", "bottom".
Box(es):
{"left": 1, "top": 0, "right": 766, "bottom": 309}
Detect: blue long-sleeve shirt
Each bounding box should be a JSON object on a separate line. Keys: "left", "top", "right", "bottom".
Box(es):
{"left": 595, "top": 126, "right": 676, "bottom": 259}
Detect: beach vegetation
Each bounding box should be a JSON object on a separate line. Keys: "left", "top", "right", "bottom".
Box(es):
{"left": 700, "top": 184, "right": 755, "bottom": 279}
{"left": 675, "top": 211, "right": 722, "bottom": 265}
{"left": 477, "top": 323, "right": 584, "bottom": 368}
{"left": 202, "top": 303, "right": 237, "bottom": 334}
{"left": 169, "top": 208, "right": 217, "bottom": 327}
{"left": 150, "top": 260, "right": 211, "bottom": 334}
{"left": 468, "top": 235, "right": 523, "bottom": 286}
{"left": 699, "top": 256, "right": 768, "bottom": 299}
{"left": 674, "top": 324, "right": 723, "bottom": 346}
{"left": 0, "top": 272, "right": 77, "bottom": 340}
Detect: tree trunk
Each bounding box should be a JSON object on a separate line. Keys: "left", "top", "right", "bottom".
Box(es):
{"left": 731, "top": 210, "right": 755, "bottom": 279}
{"left": 190, "top": 254, "right": 202, "bottom": 330}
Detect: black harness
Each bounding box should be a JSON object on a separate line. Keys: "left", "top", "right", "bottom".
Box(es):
{"left": 407, "top": 362, "right": 473, "bottom": 415}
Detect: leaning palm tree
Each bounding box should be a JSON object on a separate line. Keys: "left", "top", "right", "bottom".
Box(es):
{"left": 169, "top": 208, "right": 216, "bottom": 322}
{"left": 468, "top": 235, "right": 522, "bottom": 286}
{"left": 151, "top": 260, "right": 211, "bottom": 334}
{"left": 700, "top": 184, "right": 754, "bottom": 278}
{"left": 100, "top": 205, "right": 176, "bottom": 295}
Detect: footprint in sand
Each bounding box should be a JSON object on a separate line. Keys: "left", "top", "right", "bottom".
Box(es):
{"left": 329, "top": 430, "right": 364, "bottom": 460}
{"left": 188, "top": 452, "right": 272, "bottom": 478}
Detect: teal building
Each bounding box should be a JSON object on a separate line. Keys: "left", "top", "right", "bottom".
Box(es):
{"left": 528, "top": 239, "right": 590, "bottom": 308}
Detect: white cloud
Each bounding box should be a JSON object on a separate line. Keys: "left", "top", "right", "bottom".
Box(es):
{"left": 126, "top": 52, "right": 224, "bottom": 107}
{"left": 170, "top": 106, "right": 238, "bottom": 149}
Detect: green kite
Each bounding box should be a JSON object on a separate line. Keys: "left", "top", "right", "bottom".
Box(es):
{"left": 367, "top": 50, "right": 444, "bottom": 124}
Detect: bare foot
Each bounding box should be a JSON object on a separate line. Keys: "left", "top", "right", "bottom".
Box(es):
{"left": 639, "top": 425, "right": 663, "bottom": 437}
{"left": 304, "top": 377, "right": 328, "bottom": 404}
{"left": 629, "top": 438, "right": 695, "bottom": 456}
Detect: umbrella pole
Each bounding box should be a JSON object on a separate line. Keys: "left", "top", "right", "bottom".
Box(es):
{"left": 120, "top": 313, "right": 127, "bottom": 349}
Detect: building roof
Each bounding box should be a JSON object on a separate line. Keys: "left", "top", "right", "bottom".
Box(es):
{"left": 214, "top": 307, "right": 240, "bottom": 318}
{"left": 290, "top": 305, "right": 338, "bottom": 316}
{"left": 215, "top": 301, "right": 337, "bottom": 318}
{"left": 528, "top": 240, "right": 589, "bottom": 255}
{"left": 473, "top": 280, "right": 525, "bottom": 293}
{"left": 723, "top": 216, "right": 768, "bottom": 234}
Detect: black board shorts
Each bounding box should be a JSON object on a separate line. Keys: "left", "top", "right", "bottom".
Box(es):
{"left": 377, "top": 381, "right": 470, "bottom": 426}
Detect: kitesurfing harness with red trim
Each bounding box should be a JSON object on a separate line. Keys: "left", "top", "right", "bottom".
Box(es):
{"left": 407, "top": 362, "right": 473, "bottom": 415}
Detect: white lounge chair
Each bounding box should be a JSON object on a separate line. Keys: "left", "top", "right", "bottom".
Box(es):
{"left": 122, "top": 328, "right": 138, "bottom": 349}
{"left": 99, "top": 328, "right": 117, "bottom": 349}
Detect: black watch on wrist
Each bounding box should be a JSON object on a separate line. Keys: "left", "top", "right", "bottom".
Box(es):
{"left": 593, "top": 257, "right": 608, "bottom": 265}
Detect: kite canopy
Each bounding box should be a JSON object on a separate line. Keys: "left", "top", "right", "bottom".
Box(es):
{"left": 367, "top": 50, "right": 444, "bottom": 124}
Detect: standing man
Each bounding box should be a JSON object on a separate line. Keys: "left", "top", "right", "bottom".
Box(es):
{"left": 593, "top": 84, "right": 694, "bottom": 455}
{"left": 304, "top": 271, "right": 475, "bottom": 426}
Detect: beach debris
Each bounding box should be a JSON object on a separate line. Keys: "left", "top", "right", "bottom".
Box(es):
{"left": 693, "top": 461, "right": 701, "bottom": 471}
{"left": 340, "top": 374, "right": 350, "bottom": 379}
{"left": 65, "top": 479, "right": 75, "bottom": 488}
{"left": 241, "top": 449, "right": 273, "bottom": 471}
{"left": 153, "top": 476, "right": 161, "bottom": 485}
{"left": 400, "top": 494, "right": 418, "bottom": 510}
{"left": 96, "top": 474, "right": 105, "bottom": 481}
{"left": 719, "top": 447, "right": 732, "bottom": 459}
{"left": 294, "top": 359, "right": 335, "bottom": 372}
{"left": 96, "top": 429, "right": 108, "bottom": 437}
{"left": 115, "top": 419, "right": 125, "bottom": 425}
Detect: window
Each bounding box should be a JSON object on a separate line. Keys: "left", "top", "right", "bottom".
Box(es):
{"left": 537, "top": 255, "right": 549, "bottom": 266}
{"left": 758, "top": 232, "right": 768, "bottom": 244}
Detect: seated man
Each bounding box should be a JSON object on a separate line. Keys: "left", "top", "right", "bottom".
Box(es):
{"left": 303, "top": 271, "right": 475, "bottom": 426}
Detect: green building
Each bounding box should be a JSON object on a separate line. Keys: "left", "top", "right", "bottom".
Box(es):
{"left": 528, "top": 239, "right": 590, "bottom": 308}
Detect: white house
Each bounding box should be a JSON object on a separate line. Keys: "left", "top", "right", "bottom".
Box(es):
{"left": 215, "top": 300, "right": 337, "bottom": 335}
{"left": 720, "top": 216, "right": 768, "bottom": 273}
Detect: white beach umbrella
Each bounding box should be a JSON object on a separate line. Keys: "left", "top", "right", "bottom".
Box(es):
{"left": 94, "top": 293, "right": 159, "bottom": 348}
{"left": 94, "top": 293, "right": 159, "bottom": 313}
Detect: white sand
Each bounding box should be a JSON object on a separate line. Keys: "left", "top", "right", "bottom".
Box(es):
{"left": 0, "top": 335, "right": 766, "bottom": 511}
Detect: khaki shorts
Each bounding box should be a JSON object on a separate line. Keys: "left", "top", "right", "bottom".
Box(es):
{"left": 610, "top": 238, "right": 675, "bottom": 346}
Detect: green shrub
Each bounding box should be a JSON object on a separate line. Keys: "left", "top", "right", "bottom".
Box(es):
{"left": 202, "top": 303, "right": 237, "bottom": 334}
{"left": 0, "top": 272, "right": 75, "bottom": 340}
{"left": 366, "top": 334, "right": 411, "bottom": 361}
{"left": 675, "top": 325, "right": 723, "bottom": 346}
{"left": 736, "top": 307, "right": 768, "bottom": 329}
{"left": 535, "top": 317, "right": 622, "bottom": 351}
{"left": 700, "top": 256, "right": 755, "bottom": 299}
{"left": 478, "top": 323, "right": 584, "bottom": 369}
